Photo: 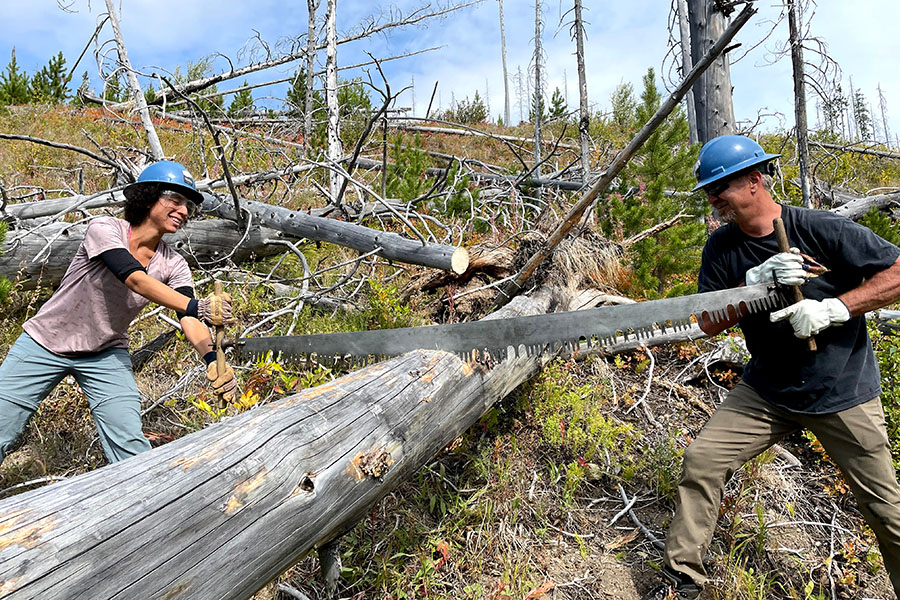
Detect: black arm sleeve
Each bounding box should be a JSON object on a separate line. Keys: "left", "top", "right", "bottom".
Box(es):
{"left": 175, "top": 286, "right": 196, "bottom": 320}
{"left": 99, "top": 248, "right": 146, "bottom": 283}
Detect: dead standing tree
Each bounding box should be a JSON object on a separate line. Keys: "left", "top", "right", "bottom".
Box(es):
{"left": 787, "top": 0, "right": 814, "bottom": 207}
{"left": 687, "top": 0, "right": 736, "bottom": 142}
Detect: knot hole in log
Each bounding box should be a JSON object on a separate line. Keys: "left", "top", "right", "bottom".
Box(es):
{"left": 298, "top": 474, "right": 315, "bottom": 493}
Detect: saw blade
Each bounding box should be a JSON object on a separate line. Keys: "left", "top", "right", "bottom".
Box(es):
{"left": 235, "top": 283, "right": 782, "bottom": 363}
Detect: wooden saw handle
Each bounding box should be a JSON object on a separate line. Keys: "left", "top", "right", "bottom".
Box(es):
{"left": 773, "top": 217, "right": 816, "bottom": 351}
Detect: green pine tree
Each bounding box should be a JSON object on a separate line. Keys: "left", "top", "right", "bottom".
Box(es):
{"left": 104, "top": 75, "right": 122, "bottom": 102}
{"left": 599, "top": 68, "right": 703, "bottom": 298}
{"left": 29, "top": 52, "right": 69, "bottom": 103}
{"left": 0, "top": 48, "right": 31, "bottom": 106}
{"left": 528, "top": 90, "right": 546, "bottom": 123}
{"left": 227, "top": 81, "right": 254, "bottom": 117}
{"left": 285, "top": 68, "right": 324, "bottom": 119}
{"left": 547, "top": 87, "right": 567, "bottom": 120}
{"left": 609, "top": 80, "right": 637, "bottom": 137}
{"left": 455, "top": 91, "right": 487, "bottom": 124}
{"left": 144, "top": 83, "right": 157, "bottom": 104}
{"left": 173, "top": 60, "right": 224, "bottom": 114}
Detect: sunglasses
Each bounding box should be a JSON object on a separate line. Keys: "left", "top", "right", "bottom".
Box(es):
{"left": 703, "top": 178, "right": 733, "bottom": 197}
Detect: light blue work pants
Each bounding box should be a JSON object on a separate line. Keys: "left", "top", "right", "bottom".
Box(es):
{"left": 0, "top": 332, "right": 151, "bottom": 464}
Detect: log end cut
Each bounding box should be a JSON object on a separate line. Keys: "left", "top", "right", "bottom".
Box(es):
{"left": 451, "top": 247, "right": 470, "bottom": 275}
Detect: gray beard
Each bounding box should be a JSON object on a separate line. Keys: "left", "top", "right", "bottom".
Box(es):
{"left": 713, "top": 206, "right": 736, "bottom": 223}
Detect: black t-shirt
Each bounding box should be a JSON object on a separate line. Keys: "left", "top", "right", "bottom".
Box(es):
{"left": 698, "top": 204, "right": 900, "bottom": 414}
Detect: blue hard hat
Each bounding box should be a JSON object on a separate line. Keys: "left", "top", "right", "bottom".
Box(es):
{"left": 123, "top": 160, "right": 203, "bottom": 204}
{"left": 692, "top": 135, "right": 780, "bottom": 192}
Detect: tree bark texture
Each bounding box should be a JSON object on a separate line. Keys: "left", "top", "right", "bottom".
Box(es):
{"left": 787, "top": 0, "right": 813, "bottom": 208}
{"left": 0, "top": 220, "right": 288, "bottom": 289}
{"left": 304, "top": 0, "right": 320, "bottom": 150}
{"left": 0, "top": 289, "right": 557, "bottom": 600}
{"left": 325, "top": 0, "right": 343, "bottom": 200}
{"left": 676, "top": 0, "right": 699, "bottom": 144}
{"left": 687, "top": 0, "right": 736, "bottom": 142}
{"left": 573, "top": 0, "right": 591, "bottom": 183}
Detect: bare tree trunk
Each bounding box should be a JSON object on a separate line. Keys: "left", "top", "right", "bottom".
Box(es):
{"left": 325, "top": 0, "right": 343, "bottom": 200}
{"left": 304, "top": 0, "right": 320, "bottom": 151}
{"left": 687, "top": 0, "right": 736, "bottom": 142}
{"left": 787, "top": 0, "right": 813, "bottom": 208}
{"left": 498, "top": 0, "right": 511, "bottom": 127}
{"left": 878, "top": 85, "right": 891, "bottom": 146}
{"left": 573, "top": 0, "right": 590, "bottom": 183}
{"left": 532, "top": 0, "right": 543, "bottom": 177}
{"left": 676, "top": 0, "right": 699, "bottom": 144}
{"left": 103, "top": 0, "right": 164, "bottom": 161}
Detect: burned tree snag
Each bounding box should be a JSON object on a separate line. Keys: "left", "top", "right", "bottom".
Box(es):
{"left": 687, "top": 0, "right": 736, "bottom": 142}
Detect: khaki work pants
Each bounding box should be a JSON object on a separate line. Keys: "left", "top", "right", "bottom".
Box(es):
{"left": 664, "top": 381, "right": 900, "bottom": 597}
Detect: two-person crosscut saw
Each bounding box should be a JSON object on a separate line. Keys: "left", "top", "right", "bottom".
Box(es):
{"left": 232, "top": 283, "right": 784, "bottom": 364}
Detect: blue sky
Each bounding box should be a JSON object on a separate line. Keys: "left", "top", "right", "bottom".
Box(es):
{"left": 2, "top": 1, "right": 898, "bottom": 144}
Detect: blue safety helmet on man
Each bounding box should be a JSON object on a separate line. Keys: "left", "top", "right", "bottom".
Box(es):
{"left": 692, "top": 135, "right": 780, "bottom": 192}
{"left": 123, "top": 160, "right": 203, "bottom": 205}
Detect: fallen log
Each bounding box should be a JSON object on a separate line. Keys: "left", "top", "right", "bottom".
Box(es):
{"left": 0, "top": 220, "right": 288, "bottom": 289}
{"left": 3, "top": 192, "right": 467, "bottom": 276}
{"left": 811, "top": 141, "right": 900, "bottom": 161}
{"left": 199, "top": 193, "right": 469, "bottom": 274}
{"left": 0, "top": 288, "right": 558, "bottom": 600}
{"left": 830, "top": 190, "right": 900, "bottom": 220}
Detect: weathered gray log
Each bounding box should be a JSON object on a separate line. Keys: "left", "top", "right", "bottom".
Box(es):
{"left": 830, "top": 191, "right": 900, "bottom": 220}
{"left": 812, "top": 141, "right": 900, "bottom": 161}
{"left": 3, "top": 191, "right": 467, "bottom": 274}
{"left": 199, "top": 193, "right": 469, "bottom": 274}
{"left": 0, "top": 289, "right": 557, "bottom": 600}
{"left": 0, "top": 220, "right": 288, "bottom": 289}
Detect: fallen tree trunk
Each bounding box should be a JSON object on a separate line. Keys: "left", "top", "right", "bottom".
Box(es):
{"left": 199, "top": 193, "right": 469, "bottom": 274}
{"left": 0, "top": 220, "right": 287, "bottom": 289}
{"left": 830, "top": 190, "right": 900, "bottom": 220}
{"left": 0, "top": 289, "right": 557, "bottom": 600}
{"left": 3, "top": 192, "right": 467, "bottom": 276}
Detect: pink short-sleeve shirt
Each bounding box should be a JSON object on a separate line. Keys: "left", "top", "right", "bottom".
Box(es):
{"left": 23, "top": 217, "right": 194, "bottom": 355}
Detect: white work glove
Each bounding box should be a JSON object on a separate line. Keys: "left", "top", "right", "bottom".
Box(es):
{"left": 769, "top": 298, "right": 851, "bottom": 338}
{"left": 745, "top": 249, "right": 808, "bottom": 286}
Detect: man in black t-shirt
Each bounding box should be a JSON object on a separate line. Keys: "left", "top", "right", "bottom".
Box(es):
{"left": 643, "top": 135, "right": 900, "bottom": 600}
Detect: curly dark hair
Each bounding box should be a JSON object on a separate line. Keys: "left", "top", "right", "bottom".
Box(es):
{"left": 123, "top": 183, "right": 198, "bottom": 225}
{"left": 122, "top": 183, "right": 162, "bottom": 225}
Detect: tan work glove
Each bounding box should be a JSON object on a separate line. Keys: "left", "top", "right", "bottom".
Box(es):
{"left": 206, "top": 360, "right": 238, "bottom": 403}
{"left": 197, "top": 292, "right": 234, "bottom": 326}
